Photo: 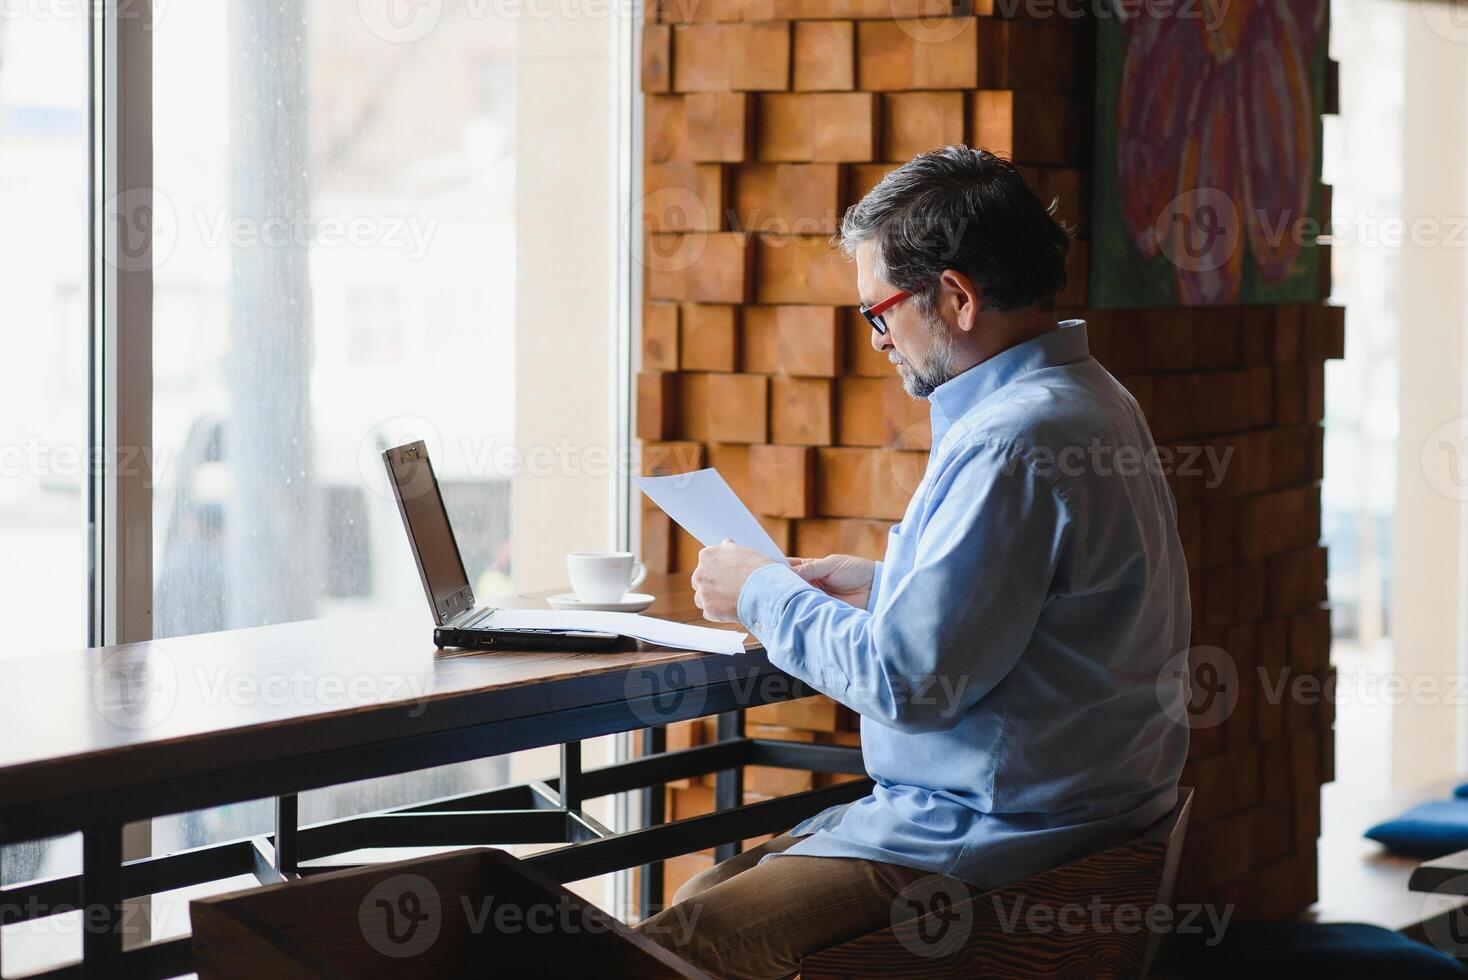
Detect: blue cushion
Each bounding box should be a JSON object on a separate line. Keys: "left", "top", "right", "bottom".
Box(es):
{"left": 1181, "top": 922, "right": 1467, "bottom": 979}
{"left": 1365, "top": 799, "right": 1468, "bottom": 858}
{"left": 1454, "top": 782, "right": 1468, "bottom": 799}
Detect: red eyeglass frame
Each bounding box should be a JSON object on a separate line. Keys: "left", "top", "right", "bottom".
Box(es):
{"left": 859, "top": 290, "right": 911, "bottom": 335}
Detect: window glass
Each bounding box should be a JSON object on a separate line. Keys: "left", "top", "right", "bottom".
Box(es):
{"left": 152, "top": 1, "right": 517, "bottom": 640}
{"left": 1320, "top": 0, "right": 1402, "bottom": 800}
{"left": 148, "top": 0, "right": 535, "bottom": 919}
{"left": 0, "top": 10, "right": 90, "bottom": 974}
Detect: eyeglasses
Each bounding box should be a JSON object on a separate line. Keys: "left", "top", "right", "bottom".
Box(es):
{"left": 858, "top": 290, "right": 911, "bottom": 335}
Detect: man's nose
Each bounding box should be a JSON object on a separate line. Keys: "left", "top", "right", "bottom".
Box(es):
{"left": 871, "top": 327, "right": 894, "bottom": 353}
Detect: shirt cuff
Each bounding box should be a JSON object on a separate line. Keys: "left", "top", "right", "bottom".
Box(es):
{"left": 866, "top": 560, "right": 883, "bottom": 613}
{"left": 737, "top": 562, "right": 810, "bottom": 645}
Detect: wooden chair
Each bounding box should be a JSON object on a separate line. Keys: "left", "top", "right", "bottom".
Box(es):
{"left": 191, "top": 789, "right": 1191, "bottom": 980}
{"left": 799, "top": 788, "right": 1194, "bottom": 980}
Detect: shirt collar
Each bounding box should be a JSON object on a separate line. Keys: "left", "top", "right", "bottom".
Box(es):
{"left": 928, "top": 319, "right": 1090, "bottom": 444}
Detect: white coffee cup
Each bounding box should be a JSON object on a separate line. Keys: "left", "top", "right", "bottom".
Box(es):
{"left": 567, "top": 552, "right": 647, "bottom": 604}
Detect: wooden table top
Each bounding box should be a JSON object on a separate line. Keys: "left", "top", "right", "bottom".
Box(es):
{"left": 0, "top": 573, "right": 765, "bottom": 815}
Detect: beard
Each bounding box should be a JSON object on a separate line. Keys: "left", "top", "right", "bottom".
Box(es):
{"left": 891, "top": 311, "right": 963, "bottom": 399}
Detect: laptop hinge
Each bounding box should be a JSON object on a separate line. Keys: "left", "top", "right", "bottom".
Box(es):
{"left": 445, "top": 607, "right": 482, "bottom": 629}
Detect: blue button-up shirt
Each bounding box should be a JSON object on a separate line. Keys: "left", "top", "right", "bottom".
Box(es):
{"left": 736, "top": 320, "right": 1190, "bottom": 889}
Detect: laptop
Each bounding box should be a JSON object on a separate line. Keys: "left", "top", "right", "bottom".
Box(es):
{"left": 384, "top": 440, "right": 621, "bottom": 652}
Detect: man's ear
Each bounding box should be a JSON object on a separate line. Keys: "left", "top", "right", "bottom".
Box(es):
{"left": 939, "top": 269, "right": 984, "bottom": 333}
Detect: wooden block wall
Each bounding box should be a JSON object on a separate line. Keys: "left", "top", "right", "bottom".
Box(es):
{"left": 638, "top": 2, "right": 1339, "bottom": 919}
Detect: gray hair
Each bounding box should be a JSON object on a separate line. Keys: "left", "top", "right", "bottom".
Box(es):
{"left": 838, "top": 145, "right": 1071, "bottom": 312}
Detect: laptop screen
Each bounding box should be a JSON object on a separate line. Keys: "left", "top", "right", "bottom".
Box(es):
{"left": 384, "top": 441, "right": 474, "bottom": 625}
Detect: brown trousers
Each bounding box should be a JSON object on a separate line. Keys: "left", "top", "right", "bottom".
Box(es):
{"left": 635, "top": 831, "right": 935, "bottom": 980}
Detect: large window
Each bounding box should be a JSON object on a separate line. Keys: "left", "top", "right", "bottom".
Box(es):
{"left": 2, "top": 0, "right": 631, "bottom": 970}
{"left": 151, "top": 2, "right": 517, "bottom": 638}
{"left": 145, "top": 0, "right": 628, "bottom": 933}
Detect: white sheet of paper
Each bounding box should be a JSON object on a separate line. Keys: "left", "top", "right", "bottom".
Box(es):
{"left": 489, "top": 609, "right": 748, "bottom": 655}
{"left": 634, "top": 468, "right": 787, "bottom": 563}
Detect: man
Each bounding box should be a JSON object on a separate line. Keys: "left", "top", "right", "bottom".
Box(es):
{"left": 638, "top": 146, "right": 1190, "bottom": 979}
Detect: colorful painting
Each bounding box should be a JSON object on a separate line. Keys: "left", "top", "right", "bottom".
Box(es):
{"left": 1089, "top": 0, "right": 1329, "bottom": 308}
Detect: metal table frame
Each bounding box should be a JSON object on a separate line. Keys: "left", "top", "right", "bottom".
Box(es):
{"left": 0, "top": 658, "right": 867, "bottom": 979}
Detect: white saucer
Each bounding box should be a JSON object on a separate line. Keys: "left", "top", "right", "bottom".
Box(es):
{"left": 546, "top": 592, "right": 655, "bottom": 613}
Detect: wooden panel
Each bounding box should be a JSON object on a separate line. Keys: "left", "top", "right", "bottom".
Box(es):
{"left": 741, "top": 0, "right": 954, "bottom": 17}
{"left": 793, "top": 20, "right": 855, "bottom": 91}
{"left": 881, "top": 91, "right": 965, "bottom": 161}
{"left": 675, "top": 526, "right": 704, "bottom": 571}
{"left": 707, "top": 442, "right": 754, "bottom": 502}
{"left": 668, "top": 20, "right": 794, "bottom": 92}
{"left": 641, "top": 441, "right": 706, "bottom": 476}
{"left": 672, "top": 24, "right": 730, "bottom": 92}
{"left": 749, "top": 444, "right": 816, "bottom": 518}
{"left": 760, "top": 514, "right": 794, "bottom": 553}
{"left": 644, "top": 162, "right": 726, "bottom": 232}
{"left": 642, "top": 24, "right": 672, "bottom": 93}
{"left": 756, "top": 93, "right": 879, "bottom": 162}
{"left": 685, "top": 92, "right": 752, "bottom": 161}
{"left": 855, "top": 18, "right": 979, "bottom": 91}
{"left": 646, "top": 94, "right": 686, "bottom": 163}
{"left": 679, "top": 303, "right": 741, "bottom": 371}
{"left": 642, "top": 508, "right": 675, "bottom": 573}
{"left": 653, "top": 0, "right": 743, "bottom": 23}
{"left": 732, "top": 163, "right": 779, "bottom": 230}
{"left": 678, "top": 372, "right": 711, "bottom": 441}
{"left": 756, "top": 235, "right": 858, "bottom": 305}
{"left": 745, "top": 764, "right": 814, "bottom": 795}
{"left": 771, "top": 377, "right": 834, "bottom": 445}
{"left": 845, "top": 310, "right": 891, "bottom": 376}
{"left": 882, "top": 377, "right": 931, "bottom": 449}
{"left": 638, "top": 372, "right": 677, "bottom": 440}
{"left": 706, "top": 372, "right": 770, "bottom": 443}
{"left": 793, "top": 517, "right": 890, "bottom": 560}
{"left": 815, "top": 447, "right": 924, "bottom": 520}
{"left": 643, "top": 302, "right": 680, "bottom": 371}
{"left": 747, "top": 694, "right": 850, "bottom": 731}
{"left": 777, "top": 305, "right": 843, "bottom": 376}
{"left": 741, "top": 305, "right": 783, "bottom": 373}
{"left": 646, "top": 231, "right": 753, "bottom": 304}
{"left": 731, "top": 21, "right": 793, "bottom": 91}
{"left": 837, "top": 377, "right": 887, "bottom": 446}
{"left": 977, "top": 17, "right": 1079, "bottom": 94}
{"left": 778, "top": 164, "right": 844, "bottom": 233}
{"left": 734, "top": 164, "right": 842, "bottom": 233}
{"left": 970, "top": 91, "right": 1081, "bottom": 165}
{"left": 849, "top": 162, "right": 897, "bottom": 203}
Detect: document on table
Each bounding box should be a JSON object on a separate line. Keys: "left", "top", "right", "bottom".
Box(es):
{"left": 488, "top": 609, "right": 748, "bottom": 655}
{"left": 634, "top": 468, "right": 788, "bottom": 563}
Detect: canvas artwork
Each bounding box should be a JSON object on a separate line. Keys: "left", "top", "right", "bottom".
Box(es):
{"left": 1089, "top": 0, "right": 1329, "bottom": 308}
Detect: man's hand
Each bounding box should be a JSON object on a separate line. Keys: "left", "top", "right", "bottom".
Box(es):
{"left": 789, "top": 554, "right": 876, "bottom": 609}
{"left": 691, "top": 540, "right": 774, "bottom": 623}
